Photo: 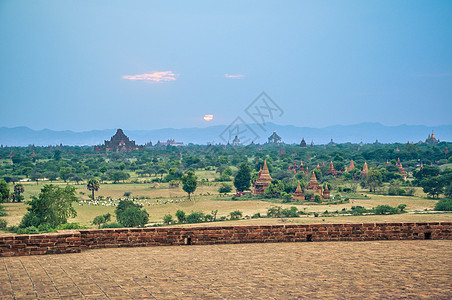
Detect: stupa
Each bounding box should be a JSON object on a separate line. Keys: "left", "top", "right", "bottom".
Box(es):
{"left": 253, "top": 160, "right": 273, "bottom": 195}
{"left": 347, "top": 160, "right": 355, "bottom": 172}
{"left": 292, "top": 181, "right": 305, "bottom": 201}
{"left": 328, "top": 161, "right": 337, "bottom": 175}
{"left": 322, "top": 184, "right": 330, "bottom": 200}
{"left": 306, "top": 171, "right": 322, "bottom": 197}
{"left": 361, "top": 162, "right": 368, "bottom": 177}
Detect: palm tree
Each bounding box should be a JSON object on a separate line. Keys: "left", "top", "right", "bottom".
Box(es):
{"left": 87, "top": 179, "right": 100, "bottom": 200}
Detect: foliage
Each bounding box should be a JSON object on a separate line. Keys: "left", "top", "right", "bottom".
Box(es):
{"left": 434, "top": 198, "right": 452, "bottom": 211}
{"left": 373, "top": 205, "right": 403, "bottom": 215}
{"left": 12, "top": 183, "right": 25, "bottom": 202}
{"left": 87, "top": 178, "right": 100, "bottom": 200}
{"left": 229, "top": 210, "right": 243, "bottom": 220}
{"left": 218, "top": 183, "right": 232, "bottom": 194}
{"left": 0, "top": 179, "right": 10, "bottom": 203}
{"left": 267, "top": 206, "right": 282, "bottom": 218}
{"left": 264, "top": 179, "right": 285, "bottom": 199}
{"left": 20, "top": 184, "right": 78, "bottom": 228}
{"left": 101, "top": 222, "right": 124, "bottom": 228}
{"left": 175, "top": 209, "right": 186, "bottom": 223}
{"left": 0, "top": 219, "right": 7, "bottom": 229}
{"left": 364, "top": 169, "right": 383, "bottom": 192}
{"left": 163, "top": 214, "right": 173, "bottom": 225}
{"left": 420, "top": 177, "right": 444, "bottom": 198}
{"left": 92, "top": 213, "right": 111, "bottom": 228}
{"left": 115, "top": 200, "right": 149, "bottom": 227}
{"left": 181, "top": 171, "right": 197, "bottom": 199}
{"left": 0, "top": 204, "right": 6, "bottom": 217}
{"left": 234, "top": 163, "right": 251, "bottom": 192}
{"left": 186, "top": 211, "right": 205, "bottom": 223}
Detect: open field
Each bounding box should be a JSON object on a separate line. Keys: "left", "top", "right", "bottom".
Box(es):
{"left": 1, "top": 240, "right": 451, "bottom": 298}
{"left": 1, "top": 181, "right": 450, "bottom": 230}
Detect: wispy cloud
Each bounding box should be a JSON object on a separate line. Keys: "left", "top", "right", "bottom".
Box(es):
{"left": 411, "top": 72, "right": 452, "bottom": 78}
{"left": 122, "top": 71, "right": 177, "bottom": 82}
{"left": 225, "top": 74, "right": 245, "bottom": 79}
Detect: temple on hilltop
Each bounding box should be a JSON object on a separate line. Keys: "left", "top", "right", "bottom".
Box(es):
{"left": 292, "top": 181, "right": 304, "bottom": 201}
{"left": 329, "top": 161, "right": 337, "bottom": 175}
{"left": 253, "top": 160, "right": 273, "bottom": 195}
{"left": 361, "top": 162, "right": 368, "bottom": 177}
{"left": 232, "top": 135, "right": 241, "bottom": 146}
{"left": 94, "top": 129, "right": 143, "bottom": 153}
{"left": 347, "top": 160, "right": 355, "bottom": 172}
{"left": 300, "top": 138, "right": 307, "bottom": 148}
{"left": 425, "top": 131, "right": 440, "bottom": 145}
{"left": 267, "top": 131, "right": 282, "bottom": 144}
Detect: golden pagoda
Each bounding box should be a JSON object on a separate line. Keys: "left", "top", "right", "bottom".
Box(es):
{"left": 253, "top": 160, "right": 273, "bottom": 195}
{"left": 306, "top": 171, "right": 322, "bottom": 197}
{"left": 361, "top": 162, "right": 368, "bottom": 177}
{"left": 292, "top": 181, "right": 305, "bottom": 201}
{"left": 347, "top": 160, "right": 355, "bottom": 172}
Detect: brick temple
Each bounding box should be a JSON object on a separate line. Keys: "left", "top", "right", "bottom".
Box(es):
{"left": 253, "top": 160, "right": 273, "bottom": 195}
{"left": 95, "top": 129, "right": 143, "bottom": 153}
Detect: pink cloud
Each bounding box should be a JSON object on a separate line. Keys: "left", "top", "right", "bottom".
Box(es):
{"left": 122, "top": 71, "right": 177, "bottom": 82}
{"left": 225, "top": 74, "right": 245, "bottom": 79}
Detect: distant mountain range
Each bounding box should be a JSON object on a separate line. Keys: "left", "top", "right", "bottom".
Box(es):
{"left": 0, "top": 123, "right": 451, "bottom": 146}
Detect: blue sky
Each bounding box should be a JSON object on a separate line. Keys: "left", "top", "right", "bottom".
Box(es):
{"left": 1, "top": 0, "right": 451, "bottom": 131}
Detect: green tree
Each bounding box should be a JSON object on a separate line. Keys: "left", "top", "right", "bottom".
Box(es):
{"left": 218, "top": 183, "right": 232, "bottom": 194}
{"left": 59, "top": 167, "right": 72, "bottom": 182}
{"left": 163, "top": 214, "right": 173, "bottom": 225}
{"left": 87, "top": 178, "right": 100, "bottom": 200}
{"left": 264, "top": 179, "right": 285, "bottom": 199}
{"left": 364, "top": 169, "right": 383, "bottom": 192}
{"left": 92, "top": 213, "right": 111, "bottom": 228}
{"left": 0, "top": 180, "right": 10, "bottom": 203}
{"left": 229, "top": 210, "right": 243, "bottom": 220}
{"left": 234, "top": 163, "right": 251, "bottom": 192}
{"left": 175, "top": 209, "right": 186, "bottom": 223}
{"left": 181, "top": 171, "right": 197, "bottom": 199}
{"left": 13, "top": 183, "right": 25, "bottom": 202}
{"left": 115, "top": 200, "right": 149, "bottom": 227}
{"left": 434, "top": 198, "right": 452, "bottom": 211}
{"left": 420, "top": 177, "right": 444, "bottom": 198}
{"left": 20, "top": 185, "right": 78, "bottom": 228}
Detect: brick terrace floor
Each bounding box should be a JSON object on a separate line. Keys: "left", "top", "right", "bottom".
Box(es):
{"left": 0, "top": 240, "right": 451, "bottom": 299}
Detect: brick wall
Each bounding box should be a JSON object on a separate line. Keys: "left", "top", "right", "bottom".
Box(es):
{"left": 1, "top": 222, "right": 451, "bottom": 256}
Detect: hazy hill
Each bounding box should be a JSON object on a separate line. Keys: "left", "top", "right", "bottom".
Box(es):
{"left": 0, "top": 123, "right": 450, "bottom": 146}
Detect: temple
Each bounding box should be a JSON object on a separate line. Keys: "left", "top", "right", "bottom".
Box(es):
{"left": 327, "top": 139, "right": 337, "bottom": 147}
{"left": 425, "top": 131, "right": 439, "bottom": 145}
{"left": 322, "top": 184, "right": 330, "bottom": 200}
{"left": 94, "top": 129, "right": 143, "bottom": 153}
{"left": 396, "top": 158, "right": 407, "bottom": 180}
{"left": 267, "top": 131, "right": 282, "bottom": 144}
{"left": 292, "top": 181, "right": 304, "bottom": 201}
{"left": 155, "top": 139, "right": 184, "bottom": 147}
{"left": 328, "top": 161, "right": 337, "bottom": 175}
{"left": 361, "top": 161, "right": 368, "bottom": 177}
{"left": 347, "top": 160, "right": 355, "bottom": 172}
{"left": 306, "top": 172, "right": 322, "bottom": 197}
{"left": 300, "top": 138, "right": 307, "bottom": 148}
{"left": 232, "top": 135, "right": 241, "bottom": 146}
{"left": 253, "top": 160, "right": 273, "bottom": 195}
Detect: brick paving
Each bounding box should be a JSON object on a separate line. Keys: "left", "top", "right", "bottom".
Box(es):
{"left": 0, "top": 240, "right": 451, "bottom": 299}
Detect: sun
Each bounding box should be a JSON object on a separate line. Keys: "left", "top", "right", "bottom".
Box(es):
{"left": 203, "top": 114, "right": 213, "bottom": 121}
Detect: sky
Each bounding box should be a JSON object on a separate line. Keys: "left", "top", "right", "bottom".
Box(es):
{"left": 0, "top": 0, "right": 451, "bottom": 132}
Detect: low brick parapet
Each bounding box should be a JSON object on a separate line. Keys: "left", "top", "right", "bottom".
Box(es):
{"left": 1, "top": 222, "right": 451, "bottom": 256}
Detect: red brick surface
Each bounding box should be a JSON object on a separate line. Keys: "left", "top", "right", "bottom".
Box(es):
{"left": 1, "top": 222, "right": 451, "bottom": 257}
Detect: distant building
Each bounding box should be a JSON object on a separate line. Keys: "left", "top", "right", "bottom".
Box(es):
{"left": 327, "top": 139, "right": 337, "bottom": 147}
{"left": 156, "top": 139, "right": 184, "bottom": 147}
{"left": 267, "top": 131, "right": 282, "bottom": 144}
{"left": 232, "top": 135, "right": 241, "bottom": 146}
{"left": 94, "top": 129, "right": 143, "bottom": 153}
{"left": 425, "top": 131, "right": 440, "bottom": 145}
{"left": 300, "top": 138, "right": 307, "bottom": 148}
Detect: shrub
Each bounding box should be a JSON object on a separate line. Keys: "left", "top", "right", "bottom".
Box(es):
{"left": 218, "top": 183, "right": 232, "bottom": 194}
{"left": 92, "top": 213, "right": 112, "bottom": 228}
{"left": 0, "top": 219, "right": 7, "bottom": 229}
{"left": 267, "top": 206, "right": 282, "bottom": 218}
{"left": 163, "top": 214, "right": 173, "bottom": 225}
{"left": 229, "top": 210, "right": 243, "bottom": 220}
{"left": 17, "top": 226, "right": 40, "bottom": 234}
{"left": 0, "top": 204, "right": 6, "bottom": 217}
{"left": 186, "top": 211, "right": 205, "bottom": 223}
{"left": 115, "top": 200, "right": 149, "bottom": 227}
{"left": 374, "top": 205, "right": 400, "bottom": 215}
{"left": 351, "top": 206, "right": 368, "bottom": 216}
{"left": 101, "top": 223, "right": 123, "bottom": 228}
{"left": 434, "top": 198, "right": 452, "bottom": 211}
{"left": 56, "top": 223, "right": 86, "bottom": 230}
{"left": 314, "top": 194, "right": 322, "bottom": 203}
{"left": 175, "top": 209, "right": 186, "bottom": 223}
{"left": 252, "top": 212, "right": 261, "bottom": 219}
{"left": 281, "top": 206, "right": 299, "bottom": 217}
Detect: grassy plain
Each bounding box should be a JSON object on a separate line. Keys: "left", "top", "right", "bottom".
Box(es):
{"left": 1, "top": 178, "right": 450, "bottom": 230}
